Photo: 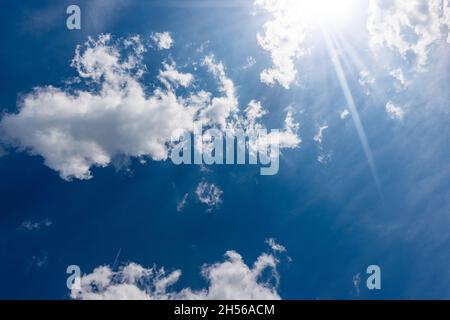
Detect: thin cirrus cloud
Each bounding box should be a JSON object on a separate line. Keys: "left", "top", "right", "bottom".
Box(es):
{"left": 176, "top": 193, "right": 189, "bottom": 212}
{"left": 0, "top": 33, "right": 300, "bottom": 181}
{"left": 70, "top": 243, "right": 285, "bottom": 300}
{"left": 20, "top": 218, "right": 53, "bottom": 231}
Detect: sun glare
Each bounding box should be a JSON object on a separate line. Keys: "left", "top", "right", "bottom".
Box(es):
{"left": 289, "top": 0, "right": 359, "bottom": 26}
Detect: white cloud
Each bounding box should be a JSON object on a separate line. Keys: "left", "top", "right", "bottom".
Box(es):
{"left": 265, "top": 238, "right": 286, "bottom": 253}
{"left": 390, "top": 68, "right": 410, "bottom": 89}
{"left": 358, "top": 69, "right": 375, "bottom": 95}
{"left": 21, "top": 218, "right": 52, "bottom": 231}
{"left": 367, "top": 1, "right": 450, "bottom": 116}
{"left": 241, "top": 102, "right": 301, "bottom": 158}
{"left": 243, "top": 56, "right": 256, "bottom": 70}
{"left": 71, "top": 248, "right": 282, "bottom": 300}
{"left": 340, "top": 109, "right": 350, "bottom": 120}
{"left": 245, "top": 100, "right": 267, "bottom": 122}
{"left": 368, "top": 0, "right": 450, "bottom": 72}
{"left": 0, "top": 34, "right": 301, "bottom": 181}
{"left": 277, "top": 109, "right": 301, "bottom": 148}
{"left": 255, "top": 0, "right": 309, "bottom": 89}
{"left": 386, "top": 101, "right": 405, "bottom": 121}
{"left": 0, "top": 35, "right": 193, "bottom": 180}
{"left": 313, "top": 124, "right": 329, "bottom": 144}
{"left": 317, "top": 153, "right": 332, "bottom": 164}
{"left": 195, "top": 181, "right": 223, "bottom": 211}
{"left": 445, "top": 1, "right": 450, "bottom": 43}
{"left": 158, "top": 62, "right": 194, "bottom": 89}
{"left": 201, "top": 55, "right": 239, "bottom": 129}
{"left": 151, "top": 32, "right": 174, "bottom": 50}
{"left": 314, "top": 124, "right": 330, "bottom": 164}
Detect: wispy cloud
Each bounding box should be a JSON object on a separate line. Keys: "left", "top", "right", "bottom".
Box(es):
{"left": 20, "top": 218, "right": 52, "bottom": 231}
{"left": 176, "top": 193, "right": 189, "bottom": 212}
{"left": 195, "top": 181, "right": 223, "bottom": 211}
{"left": 265, "top": 238, "right": 287, "bottom": 253}
{"left": 313, "top": 124, "right": 329, "bottom": 144}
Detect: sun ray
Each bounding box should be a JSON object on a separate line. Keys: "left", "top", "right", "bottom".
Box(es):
{"left": 334, "top": 34, "right": 396, "bottom": 118}
{"left": 322, "top": 30, "right": 384, "bottom": 201}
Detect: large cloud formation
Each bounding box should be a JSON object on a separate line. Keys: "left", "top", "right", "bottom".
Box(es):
{"left": 368, "top": 0, "right": 450, "bottom": 72}
{"left": 255, "top": 0, "right": 309, "bottom": 89}
{"left": 366, "top": 0, "right": 450, "bottom": 120}
{"left": 0, "top": 34, "right": 300, "bottom": 180}
{"left": 70, "top": 247, "right": 283, "bottom": 300}
{"left": 255, "top": 0, "right": 450, "bottom": 90}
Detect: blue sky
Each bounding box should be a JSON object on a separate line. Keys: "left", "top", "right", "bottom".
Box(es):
{"left": 0, "top": 0, "right": 449, "bottom": 299}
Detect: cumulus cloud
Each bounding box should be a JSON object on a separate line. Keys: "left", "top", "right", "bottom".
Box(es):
{"left": 0, "top": 35, "right": 193, "bottom": 180}
{"left": 241, "top": 102, "right": 301, "bottom": 161}
{"left": 71, "top": 248, "right": 282, "bottom": 300}
{"left": 368, "top": 0, "right": 450, "bottom": 72}
{"left": 0, "top": 34, "right": 300, "bottom": 181}
{"left": 367, "top": 1, "right": 450, "bottom": 118}
{"left": 151, "top": 32, "right": 174, "bottom": 50}
{"left": 255, "top": 0, "right": 309, "bottom": 89}
{"left": 195, "top": 181, "right": 223, "bottom": 211}
{"left": 386, "top": 101, "right": 405, "bottom": 120}
{"left": 201, "top": 55, "right": 239, "bottom": 129}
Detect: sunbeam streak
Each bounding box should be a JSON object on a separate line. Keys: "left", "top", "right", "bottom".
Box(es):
{"left": 322, "top": 31, "right": 384, "bottom": 200}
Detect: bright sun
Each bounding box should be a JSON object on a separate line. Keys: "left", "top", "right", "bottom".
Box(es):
{"left": 290, "top": 0, "right": 359, "bottom": 26}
